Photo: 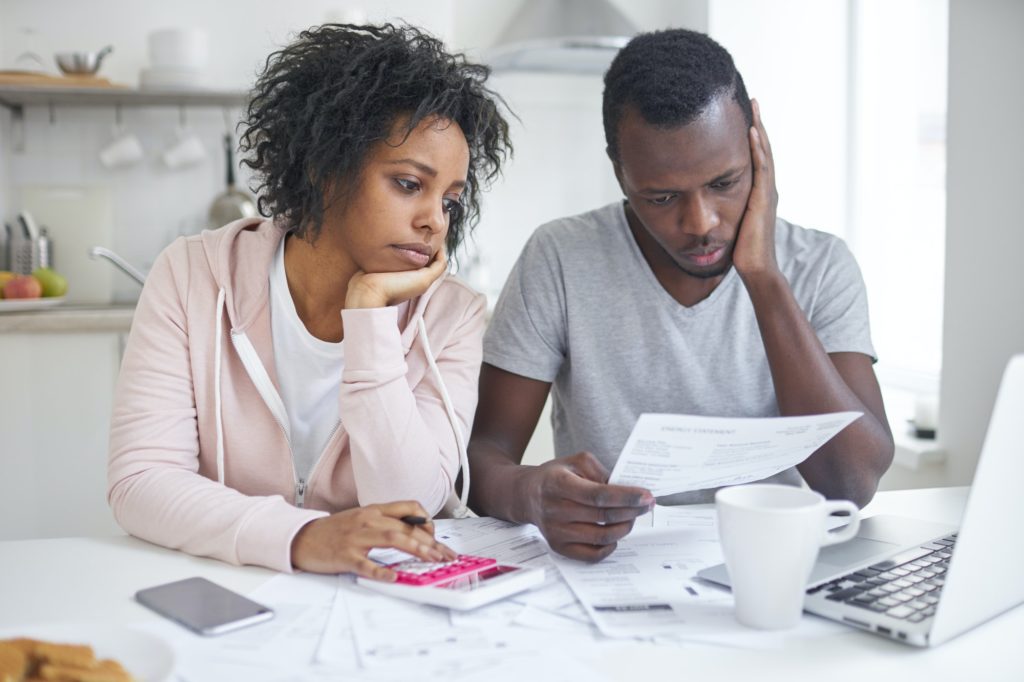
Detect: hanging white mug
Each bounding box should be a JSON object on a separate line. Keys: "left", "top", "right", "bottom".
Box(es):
{"left": 99, "top": 124, "right": 144, "bottom": 169}
{"left": 162, "top": 127, "right": 206, "bottom": 169}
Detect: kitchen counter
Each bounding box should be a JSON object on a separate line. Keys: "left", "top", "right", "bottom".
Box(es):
{"left": 0, "top": 304, "right": 135, "bottom": 333}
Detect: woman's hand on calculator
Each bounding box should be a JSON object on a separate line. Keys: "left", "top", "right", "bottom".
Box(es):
{"left": 290, "top": 501, "right": 457, "bottom": 579}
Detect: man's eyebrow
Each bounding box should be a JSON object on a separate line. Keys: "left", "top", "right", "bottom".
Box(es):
{"left": 707, "top": 166, "right": 747, "bottom": 184}
{"left": 384, "top": 158, "right": 467, "bottom": 189}
{"left": 636, "top": 166, "right": 747, "bottom": 195}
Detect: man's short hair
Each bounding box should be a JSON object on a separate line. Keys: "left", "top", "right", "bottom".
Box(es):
{"left": 602, "top": 28, "right": 753, "bottom": 163}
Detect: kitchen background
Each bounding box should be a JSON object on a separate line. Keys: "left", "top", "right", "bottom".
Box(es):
{"left": 1, "top": 0, "right": 1022, "bottom": 540}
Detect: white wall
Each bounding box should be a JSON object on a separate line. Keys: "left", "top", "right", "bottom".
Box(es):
{"left": 938, "top": 0, "right": 1024, "bottom": 485}
{"left": 466, "top": 72, "right": 619, "bottom": 300}
{"left": 709, "top": 0, "right": 849, "bottom": 241}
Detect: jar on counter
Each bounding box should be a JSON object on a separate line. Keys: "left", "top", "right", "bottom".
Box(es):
{"left": 36, "top": 228, "right": 53, "bottom": 270}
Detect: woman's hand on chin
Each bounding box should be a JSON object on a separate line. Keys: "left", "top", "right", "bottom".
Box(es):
{"left": 345, "top": 247, "right": 447, "bottom": 309}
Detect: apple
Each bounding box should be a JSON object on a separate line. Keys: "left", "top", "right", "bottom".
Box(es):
{"left": 0, "top": 271, "right": 15, "bottom": 299}
{"left": 31, "top": 268, "right": 68, "bottom": 298}
{"left": 3, "top": 275, "right": 43, "bottom": 299}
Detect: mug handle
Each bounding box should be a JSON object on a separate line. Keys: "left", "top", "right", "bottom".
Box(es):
{"left": 821, "top": 500, "right": 861, "bottom": 546}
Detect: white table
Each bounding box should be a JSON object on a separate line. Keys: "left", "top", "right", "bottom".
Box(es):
{"left": 2, "top": 487, "right": 1021, "bottom": 681}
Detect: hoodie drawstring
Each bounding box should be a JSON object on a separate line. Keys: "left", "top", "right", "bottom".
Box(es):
{"left": 212, "top": 285, "right": 467, "bottom": 513}
{"left": 417, "top": 316, "right": 472, "bottom": 518}
{"left": 214, "top": 288, "right": 226, "bottom": 485}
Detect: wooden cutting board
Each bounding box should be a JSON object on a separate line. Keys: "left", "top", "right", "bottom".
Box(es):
{"left": 0, "top": 70, "right": 127, "bottom": 88}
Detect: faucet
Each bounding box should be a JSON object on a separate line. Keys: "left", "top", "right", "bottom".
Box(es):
{"left": 89, "top": 246, "right": 147, "bottom": 286}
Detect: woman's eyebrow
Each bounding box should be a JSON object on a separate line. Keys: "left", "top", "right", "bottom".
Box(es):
{"left": 385, "top": 158, "right": 467, "bottom": 189}
{"left": 385, "top": 158, "right": 437, "bottom": 176}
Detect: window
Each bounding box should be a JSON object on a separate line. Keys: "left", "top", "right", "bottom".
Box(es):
{"left": 710, "top": 0, "right": 948, "bottom": 400}
{"left": 849, "top": 0, "right": 948, "bottom": 396}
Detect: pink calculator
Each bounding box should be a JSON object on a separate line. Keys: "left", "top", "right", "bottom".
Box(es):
{"left": 358, "top": 556, "right": 545, "bottom": 609}
{"left": 389, "top": 554, "right": 498, "bottom": 586}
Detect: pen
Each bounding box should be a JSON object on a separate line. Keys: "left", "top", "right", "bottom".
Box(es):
{"left": 400, "top": 515, "right": 428, "bottom": 526}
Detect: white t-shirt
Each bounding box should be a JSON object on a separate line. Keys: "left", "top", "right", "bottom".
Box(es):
{"left": 269, "top": 238, "right": 345, "bottom": 484}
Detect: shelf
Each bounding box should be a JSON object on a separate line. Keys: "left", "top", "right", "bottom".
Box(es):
{"left": 0, "top": 84, "right": 249, "bottom": 152}
{"left": 0, "top": 84, "right": 248, "bottom": 109}
{"left": 892, "top": 428, "right": 946, "bottom": 471}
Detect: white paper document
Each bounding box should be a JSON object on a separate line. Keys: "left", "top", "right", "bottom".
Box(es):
{"left": 608, "top": 411, "right": 862, "bottom": 496}
{"left": 553, "top": 508, "right": 847, "bottom": 646}
{"left": 552, "top": 509, "right": 733, "bottom": 639}
{"left": 319, "top": 575, "right": 615, "bottom": 681}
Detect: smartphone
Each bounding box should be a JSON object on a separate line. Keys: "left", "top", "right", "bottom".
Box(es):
{"left": 135, "top": 577, "right": 274, "bottom": 636}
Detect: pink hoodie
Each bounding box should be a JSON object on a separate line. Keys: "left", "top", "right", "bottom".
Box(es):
{"left": 108, "top": 217, "right": 485, "bottom": 572}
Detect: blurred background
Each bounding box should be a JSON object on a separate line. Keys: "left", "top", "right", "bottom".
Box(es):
{"left": 1, "top": 0, "right": 1021, "bottom": 539}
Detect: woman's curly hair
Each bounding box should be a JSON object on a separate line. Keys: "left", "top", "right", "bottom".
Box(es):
{"left": 240, "top": 23, "right": 512, "bottom": 255}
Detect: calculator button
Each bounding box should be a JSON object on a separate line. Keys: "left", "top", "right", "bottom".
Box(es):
{"left": 391, "top": 554, "right": 497, "bottom": 586}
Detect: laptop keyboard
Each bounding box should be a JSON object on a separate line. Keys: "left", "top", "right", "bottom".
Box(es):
{"left": 807, "top": 533, "right": 957, "bottom": 624}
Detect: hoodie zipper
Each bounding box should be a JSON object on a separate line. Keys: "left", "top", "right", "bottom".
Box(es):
{"left": 230, "top": 330, "right": 309, "bottom": 505}
{"left": 298, "top": 420, "right": 343, "bottom": 508}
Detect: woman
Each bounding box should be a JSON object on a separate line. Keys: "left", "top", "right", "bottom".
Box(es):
{"left": 107, "top": 23, "right": 511, "bottom": 580}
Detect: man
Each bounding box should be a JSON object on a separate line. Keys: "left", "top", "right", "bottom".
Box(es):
{"left": 467, "top": 29, "right": 894, "bottom": 561}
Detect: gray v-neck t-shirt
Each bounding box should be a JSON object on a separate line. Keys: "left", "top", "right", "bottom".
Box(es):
{"left": 483, "top": 201, "right": 876, "bottom": 504}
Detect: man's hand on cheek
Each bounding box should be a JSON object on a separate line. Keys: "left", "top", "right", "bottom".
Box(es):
{"left": 732, "top": 98, "right": 780, "bottom": 280}
{"left": 345, "top": 247, "right": 448, "bottom": 309}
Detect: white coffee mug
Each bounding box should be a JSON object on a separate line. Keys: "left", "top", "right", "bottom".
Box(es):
{"left": 716, "top": 484, "right": 861, "bottom": 630}
{"left": 162, "top": 127, "right": 206, "bottom": 169}
{"left": 99, "top": 125, "right": 144, "bottom": 169}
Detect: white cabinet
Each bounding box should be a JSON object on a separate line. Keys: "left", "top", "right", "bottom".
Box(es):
{"left": 0, "top": 329, "right": 125, "bottom": 539}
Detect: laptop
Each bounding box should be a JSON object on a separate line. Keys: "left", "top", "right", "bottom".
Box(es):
{"left": 698, "top": 353, "right": 1024, "bottom": 647}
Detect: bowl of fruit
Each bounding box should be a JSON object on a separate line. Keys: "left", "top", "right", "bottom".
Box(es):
{"left": 0, "top": 268, "right": 68, "bottom": 312}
